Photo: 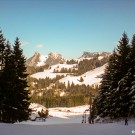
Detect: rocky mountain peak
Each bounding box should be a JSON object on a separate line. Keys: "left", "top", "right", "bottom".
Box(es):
{"left": 26, "top": 52, "right": 66, "bottom": 67}
{"left": 46, "top": 52, "right": 65, "bottom": 66}
{"left": 26, "top": 52, "right": 41, "bottom": 67}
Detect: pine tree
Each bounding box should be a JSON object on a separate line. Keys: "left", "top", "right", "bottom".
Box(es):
{"left": 96, "top": 50, "right": 119, "bottom": 118}
{"left": 11, "top": 37, "right": 30, "bottom": 122}
{"left": 111, "top": 32, "right": 130, "bottom": 118}
{"left": 96, "top": 33, "right": 130, "bottom": 119}
{"left": 1, "top": 41, "right": 16, "bottom": 122}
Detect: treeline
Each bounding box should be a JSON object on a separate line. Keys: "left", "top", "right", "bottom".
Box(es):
{"left": 53, "top": 57, "right": 108, "bottom": 75}
{"left": 53, "top": 67, "right": 77, "bottom": 73}
{"left": 77, "top": 57, "right": 109, "bottom": 75}
{"left": 31, "top": 94, "right": 90, "bottom": 108}
{"left": 29, "top": 75, "right": 99, "bottom": 108}
{"left": 28, "top": 75, "right": 64, "bottom": 90}
{"left": 94, "top": 33, "right": 135, "bottom": 119}
{"left": 27, "top": 64, "right": 49, "bottom": 75}
{"left": 0, "top": 30, "right": 30, "bottom": 123}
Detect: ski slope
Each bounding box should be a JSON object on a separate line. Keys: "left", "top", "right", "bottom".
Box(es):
{"left": 0, "top": 104, "right": 134, "bottom": 135}
{"left": 0, "top": 119, "right": 134, "bottom": 135}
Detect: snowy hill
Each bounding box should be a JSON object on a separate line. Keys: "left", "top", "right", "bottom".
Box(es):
{"left": 31, "top": 63, "right": 77, "bottom": 79}
{"left": 31, "top": 63, "right": 106, "bottom": 86}
{"left": 59, "top": 64, "right": 106, "bottom": 86}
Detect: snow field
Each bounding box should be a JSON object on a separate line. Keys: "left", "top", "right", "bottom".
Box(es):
{"left": 31, "top": 63, "right": 106, "bottom": 86}
{"left": 0, "top": 104, "right": 134, "bottom": 135}
{"left": 0, "top": 122, "right": 134, "bottom": 135}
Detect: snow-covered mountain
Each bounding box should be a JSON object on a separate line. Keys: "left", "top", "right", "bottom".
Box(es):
{"left": 26, "top": 52, "right": 41, "bottom": 67}
{"left": 26, "top": 51, "right": 110, "bottom": 67}
{"left": 28, "top": 51, "right": 110, "bottom": 87}
{"left": 26, "top": 52, "right": 66, "bottom": 67}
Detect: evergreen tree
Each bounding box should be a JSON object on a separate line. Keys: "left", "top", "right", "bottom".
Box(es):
{"left": 1, "top": 41, "right": 15, "bottom": 122}
{"left": 114, "top": 34, "right": 135, "bottom": 118}
{"left": 11, "top": 37, "right": 31, "bottom": 122}
{"left": 96, "top": 33, "right": 130, "bottom": 119}
{"left": 96, "top": 50, "right": 119, "bottom": 118}
{"left": 111, "top": 32, "right": 130, "bottom": 118}
{"left": 127, "top": 34, "right": 135, "bottom": 117}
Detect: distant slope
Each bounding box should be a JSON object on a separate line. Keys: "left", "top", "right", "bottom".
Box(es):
{"left": 31, "top": 63, "right": 106, "bottom": 86}
{"left": 59, "top": 64, "right": 106, "bottom": 86}
{"left": 31, "top": 63, "right": 77, "bottom": 79}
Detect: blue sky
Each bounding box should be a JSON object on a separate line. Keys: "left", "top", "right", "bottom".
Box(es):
{"left": 0, "top": 0, "right": 135, "bottom": 59}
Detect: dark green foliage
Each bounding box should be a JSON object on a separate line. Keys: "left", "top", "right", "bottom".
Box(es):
{"left": 129, "top": 35, "right": 135, "bottom": 116}
{"left": 11, "top": 37, "right": 30, "bottom": 122}
{"left": 96, "top": 50, "right": 117, "bottom": 117}
{"left": 30, "top": 76, "right": 99, "bottom": 108}
{"left": 27, "top": 65, "right": 49, "bottom": 75}
{"left": 91, "top": 99, "right": 98, "bottom": 119}
{"left": 0, "top": 30, "right": 6, "bottom": 121}
{"left": 96, "top": 32, "right": 135, "bottom": 119}
{"left": 0, "top": 32, "right": 31, "bottom": 123}
{"left": 77, "top": 57, "right": 108, "bottom": 75}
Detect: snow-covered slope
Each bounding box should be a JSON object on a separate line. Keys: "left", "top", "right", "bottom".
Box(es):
{"left": 31, "top": 63, "right": 106, "bottom": 86}
{"left": 59, "top": 64, "right": 106, "bottom": 86}
{"left": 31, "top": 63, "right": 77, "bottom": 79}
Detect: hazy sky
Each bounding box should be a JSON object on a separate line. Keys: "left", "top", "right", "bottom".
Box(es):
{"left": 0, "top": 0, "right": 135, "bottom": 59}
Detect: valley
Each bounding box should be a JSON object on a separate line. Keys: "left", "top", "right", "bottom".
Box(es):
{"left": 27, "top": 51, "right": 110, "bottom": 107}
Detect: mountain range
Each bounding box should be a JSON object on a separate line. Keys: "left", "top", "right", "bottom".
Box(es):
{"left": 26, "top": 51, "right": 110, "bottom": 67}
{"left": 28, "top": 51, "right": 110, "bottom": 88}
